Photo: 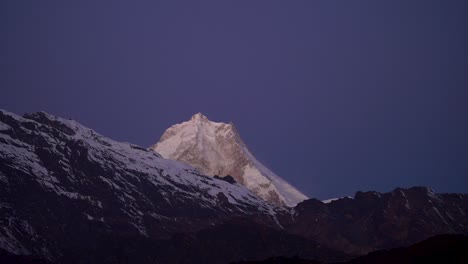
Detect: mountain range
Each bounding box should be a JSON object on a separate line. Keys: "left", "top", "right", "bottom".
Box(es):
{"left": 0, "top": 109, "right": 467, "bottom": 263}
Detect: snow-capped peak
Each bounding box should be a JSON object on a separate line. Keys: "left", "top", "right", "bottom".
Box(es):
{"left": 150, "top": 113, "right": 308, "bottom": 207}
{"left": 191, "top": 112, "right": 209, "bottom": 121}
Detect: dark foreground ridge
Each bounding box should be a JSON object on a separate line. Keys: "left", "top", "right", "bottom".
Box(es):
{"left": 0, "top": 248, "right": 52, "bottom": 264}
{"left": 0, "top": 110, "right": 467, "bottom": 263}
{"left": 4, "top": 235, "right": 467, "bottom": 264}
{"left": 234, "top": 234, "right": 468, "bottom": 264}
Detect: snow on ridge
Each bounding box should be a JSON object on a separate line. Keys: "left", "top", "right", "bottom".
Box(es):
{"left": 321, "top": 196, "right": 354, "bottom": 204}
{"left": 322, "top": 198, "right": 339, "bottom": 204}
{"left": 0, "top": 110, "right": 277, "bottom": 216}
{"left": 0, "top": 110, "right": 286, "bottom": 256}
{"left": 241, "top": 144, "right": 308, "bottom": 206}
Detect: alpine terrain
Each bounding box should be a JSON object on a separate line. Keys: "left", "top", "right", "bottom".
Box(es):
{"left": 0, "top": 109, "right": 343, "bottom": 264}
{"left": 151, "top": 113, "right": 307, "bottom": 206}
{"left": 1, "top": 109, "right": 467, "bottom": 263}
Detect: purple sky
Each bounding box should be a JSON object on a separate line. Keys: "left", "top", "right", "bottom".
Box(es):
{"left": 1, "top": 1, "right": 467, "bottom": 199}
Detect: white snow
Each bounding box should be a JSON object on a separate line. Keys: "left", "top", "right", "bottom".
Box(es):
{"left": 0, "top": 121, "right": 11, "bottom": 131}
{"left": 432, "top": 206, "right": 449, "bottom": 226}
{"left": 322, "top": 198, "right": 339, "bottom": 204}
{"left": 322, "top": 196, "right": 353, "bottom": 203}
{"left": 426, "top": 188, "right": 442, "bottom": 202}
{"left": 0, "top": 109, "right": 286, "bottom": 253}
{"left": 400, "top": 190, "right": 411, "bottom": 209}
{"left": 151, "top": 113, "right": 308, "bottom": 206}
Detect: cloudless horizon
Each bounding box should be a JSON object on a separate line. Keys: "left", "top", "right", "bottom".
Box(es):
{"left": 1, "top": 1, "right": 467, "bottom": 200}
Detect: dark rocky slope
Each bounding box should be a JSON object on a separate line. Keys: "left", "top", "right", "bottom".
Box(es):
{"left": 340, "top": 234, "right": 468, "bottom": 264}
{"left": 1, "top": 109, "right": 467, "bottom": 263}
{"left": 0, "top": 110, "right": 337, "bottom": 263}
{"left": 286, "top": 188, "right": 468, "bottom": 255}
{"left": 234, "top": 234, "right": 468, "bottom": 264}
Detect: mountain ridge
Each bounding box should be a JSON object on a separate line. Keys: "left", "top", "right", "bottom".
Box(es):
{"left": 1, "top": 109, "right": 468, "bottom": 263}
{"left": 0, "top": 109, "right": 285, "bottom": 261}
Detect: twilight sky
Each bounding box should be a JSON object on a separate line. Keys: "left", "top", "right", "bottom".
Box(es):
{"left": 1, "top": 1, "right": 467, "bottom": 200}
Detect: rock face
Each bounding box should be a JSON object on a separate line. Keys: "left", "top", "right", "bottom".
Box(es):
{"left": 0, "top": 110, "right": 288, "bottom": 263}
{"left": 150, "top": 113, "right": 307, "bottom": 207}
{"left": 285, "top": 187, "right": 468, "bottom": 255}
{"left": 1, "top": 109, "right": 468, "bottom": 263}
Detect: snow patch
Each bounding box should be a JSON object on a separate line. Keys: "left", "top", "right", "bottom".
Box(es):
{"left": 322, "top": 198, "right": 339, "bottom": 204}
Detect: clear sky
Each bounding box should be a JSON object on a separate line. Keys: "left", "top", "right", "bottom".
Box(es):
{"left": 1, "top": 1, "right": 467, "bottom": 200}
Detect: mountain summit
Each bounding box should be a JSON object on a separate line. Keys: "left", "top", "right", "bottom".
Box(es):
{"left": 150, "top": 113, "right": 308, "bottom": 206}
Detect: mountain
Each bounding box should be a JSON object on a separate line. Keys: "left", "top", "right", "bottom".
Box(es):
{"left": 0, "top": 110, "right": 346, "bottom": 264}
{"left": 150, "top": 113, "right": 307, "bottom": 207}
{"left": 0, "top": 110, "right": 286, "bottom": 262}
{"left": 284, "top": 187, "right": 468, "bottom": 255}
{"left": 1, "top": 109, "right": 467, "bottom": 263}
